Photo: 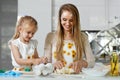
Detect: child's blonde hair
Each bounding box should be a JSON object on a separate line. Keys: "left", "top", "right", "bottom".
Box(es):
{"left": 12, "top": 15, "right": 38, "bottom": 39}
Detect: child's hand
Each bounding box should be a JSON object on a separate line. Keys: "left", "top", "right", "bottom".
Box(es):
{"left": 32, "top": 57, "right": 48, "bottom": 65}
{"left": 32, "top": 59, "right": 42, "bottom": 65}
{"left": 40, "top": 57, "right": 48, "bottom": 64}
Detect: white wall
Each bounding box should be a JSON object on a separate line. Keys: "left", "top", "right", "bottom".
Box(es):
{"left": 52, "top": 0, "right": 120, "bottom": 31}
{"left": 53, "top": 0, "right": 107, "bottom": 31}
{"left": 18, "top": 0, "right": 52, "bottom": 56}
{"left": 108, "top": 0, "right": 120, "bottom": 27}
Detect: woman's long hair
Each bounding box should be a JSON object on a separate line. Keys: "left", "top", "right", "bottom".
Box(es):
{"left": 56, "top": 3, "right": 85, "bottom": 61}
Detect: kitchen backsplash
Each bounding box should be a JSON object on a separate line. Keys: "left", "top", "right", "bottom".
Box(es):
{"left": 84, "top": 23, "right": 120, "bottom": 63}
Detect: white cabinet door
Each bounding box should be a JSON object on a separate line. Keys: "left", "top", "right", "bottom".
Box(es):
{"left": 52, "top": 0, "right": 107, "bottom": 31}
{"left": 79, "top": 0, "right": 106, "bottom": 30}
{"left": 108, "top": 0, "right": 120, "bottom": 28}
{"left": 52, "top": 0, "right": 120, "bottom": 31}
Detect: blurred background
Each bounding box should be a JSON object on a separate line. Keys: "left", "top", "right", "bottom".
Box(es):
{"left": 0, "top": 0, "right": 120, "bottom": 70}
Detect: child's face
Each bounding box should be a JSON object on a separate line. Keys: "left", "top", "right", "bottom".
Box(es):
{"left": 19, "top": 24, "right": 37, "bottom": 43}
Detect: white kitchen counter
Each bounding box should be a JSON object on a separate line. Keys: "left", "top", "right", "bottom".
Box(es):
{"left": 0, "top": 62, "right": 120, "bottom": 80}
{"left": 0, "top": 73, "right": 120, "bottom": 80}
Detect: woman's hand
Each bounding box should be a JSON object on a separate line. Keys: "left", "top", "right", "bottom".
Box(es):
{"left": 69, "top": 60, "right": 88, "bottom": 74}
{"left": 53, "top": 61, "right": 64, "bottom": 70}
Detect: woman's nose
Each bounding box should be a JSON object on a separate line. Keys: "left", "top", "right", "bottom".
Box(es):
{"left": 66, "top": 21, "right": 70, "bottom": 25}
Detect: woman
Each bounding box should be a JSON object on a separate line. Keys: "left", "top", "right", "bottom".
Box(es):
{"left": 44, "top": 3, "right": 95, "bottom": 73}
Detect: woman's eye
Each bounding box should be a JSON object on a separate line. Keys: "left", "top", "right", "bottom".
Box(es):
{"left": 63, "top": 18, "right": 67, "bottom": 21}
{"left": 69, "top": 19, "right": 73, "bottom": 22}
{"left": 62, "top": 18, "right": 73, "bottom": 22}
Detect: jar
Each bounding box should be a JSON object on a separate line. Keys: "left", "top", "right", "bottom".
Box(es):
{"left": 110, "top": 46, "right": 119, "bottom": 76}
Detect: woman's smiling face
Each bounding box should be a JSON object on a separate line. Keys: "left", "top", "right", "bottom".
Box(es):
{"left": 61, "top": 11, "right": 74, "bottom": 32}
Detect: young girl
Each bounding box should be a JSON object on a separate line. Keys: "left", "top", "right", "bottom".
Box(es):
{"left": 8, "top": 15, "right": 48, "bottom": 71}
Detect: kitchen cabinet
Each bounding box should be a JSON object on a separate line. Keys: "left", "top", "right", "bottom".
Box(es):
{"left": 52, "top": 0, "right": 107, "bottom": 31}
{"left": 52, "top": 0, "right": 120, "bottom": 31}
{"left": 108, "top": 0, "right": 120, "bottom": 28}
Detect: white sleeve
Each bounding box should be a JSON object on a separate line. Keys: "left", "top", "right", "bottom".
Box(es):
{"left": 8, "top": 39, "right": 19, "bottom": 49}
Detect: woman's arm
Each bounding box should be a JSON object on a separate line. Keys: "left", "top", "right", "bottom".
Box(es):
{"left": 44, "top": 32, "right": 54, "bottom": 63}
{"left": 83, "top": 33, "right": 95, "bottom": 68}
{"left": 68, "top": 59, "right": 88, "bottom": 73}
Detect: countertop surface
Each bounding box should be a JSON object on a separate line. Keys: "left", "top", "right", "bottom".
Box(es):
{"left": 0, "top": 62, "right": 120, "bottom": 80}
{"left": 0, "top": 73, "right": 120, "bottom": 80}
